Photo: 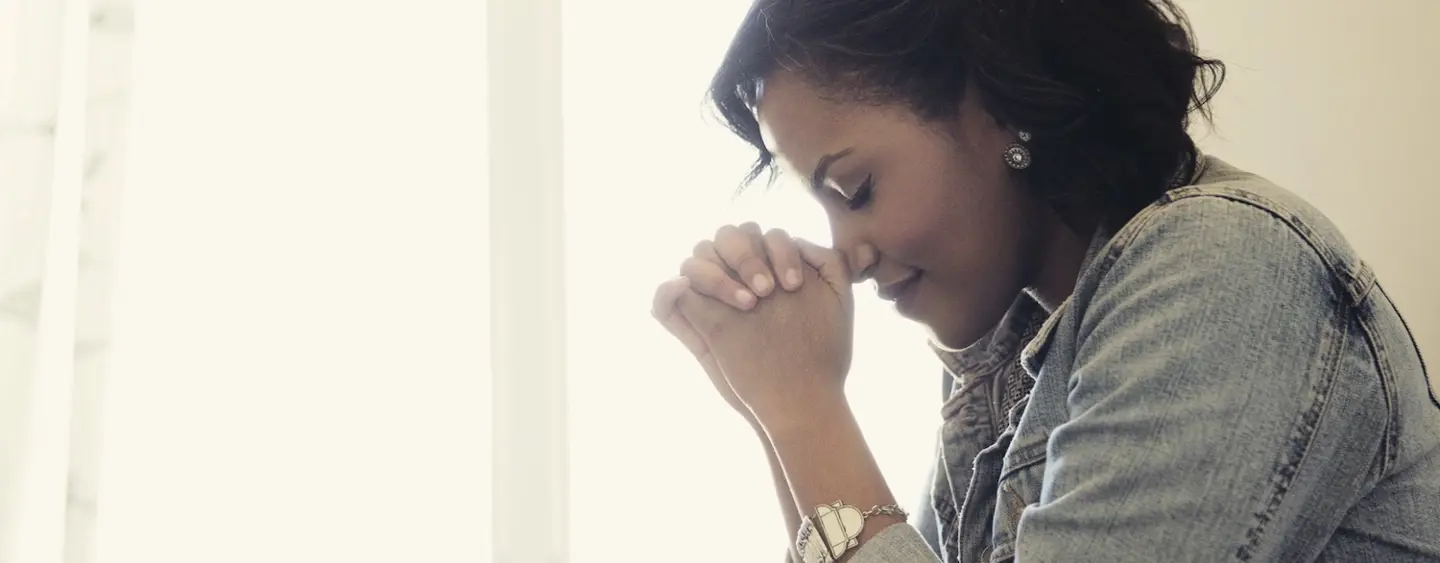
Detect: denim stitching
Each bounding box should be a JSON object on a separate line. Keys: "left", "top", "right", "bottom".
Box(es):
{"left": 1377, "top": 284, "right": 1436, "bottom": 411}
{"left": 1235, "top": 299, "right": 1349, "bottom": 561}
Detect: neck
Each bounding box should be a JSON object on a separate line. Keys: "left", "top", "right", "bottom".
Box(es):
{"left": 1025, "top": 211, "right": 1095, "bottom": 313}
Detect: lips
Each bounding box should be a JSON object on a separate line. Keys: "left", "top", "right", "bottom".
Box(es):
{"left": 876, "top": 272, "right": 922, "bottom": 310}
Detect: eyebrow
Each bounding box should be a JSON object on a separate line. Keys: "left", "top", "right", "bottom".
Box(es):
{"left": 809, "top": 148, "right": 854, "bottom": 193}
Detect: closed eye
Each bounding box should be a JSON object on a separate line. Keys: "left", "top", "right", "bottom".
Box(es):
{"left": 845, "top": 175, "right": 874, "bottom": 210}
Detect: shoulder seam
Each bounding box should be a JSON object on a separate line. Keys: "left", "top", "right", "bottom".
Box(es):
{"left": 1098, "top": 186, "right": 1375, "bottom": 307}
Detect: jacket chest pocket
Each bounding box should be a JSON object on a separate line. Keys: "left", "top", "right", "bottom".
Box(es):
{"left": 988, "top": 438, "right": 1048, "bottom": 562}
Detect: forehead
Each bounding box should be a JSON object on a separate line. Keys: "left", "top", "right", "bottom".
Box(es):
{"left": 754, "top": 73, "right": 852, "bottom": 176}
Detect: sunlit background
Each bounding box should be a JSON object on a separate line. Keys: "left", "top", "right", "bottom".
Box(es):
{"left": 98, "top": 1, "right": 933, "bottom": 558}
{"left": 97, "top": 1, "right": 935, "bottom": 562}
{"left": 98, "top": 2, "right": 492, "bottom": 561}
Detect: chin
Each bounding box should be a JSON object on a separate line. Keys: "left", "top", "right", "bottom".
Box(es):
{"left": 909, "top": 283, "right": 1020, "bottom": 351}
{"left": 921, "top": 318, "right": 993, "bottom": 352}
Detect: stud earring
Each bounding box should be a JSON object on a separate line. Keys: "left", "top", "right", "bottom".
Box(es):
{"left": 1005, "top": 130, "right": 1033, "bottom": 170}
{"left": 1004, "top": 141, "right": 1032, "bottom": 170}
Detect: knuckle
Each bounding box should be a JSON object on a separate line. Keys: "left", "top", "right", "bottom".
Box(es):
{"left": 713, "top": 224, "right": 740, "bottom": 239}
{"left": 736, "top": 255, "right": 770, "bottom": 273}
{"left": 714, "top": 238, "right": 753, "bottom": 264}
{"left": 691, "top": 239, "right": 715, "bottom": 257}
{"left": 719, "top": 223, "right": 766, "bottom": 251}
{"left": 765, "top": 232, "right": 798, "bottom": 259}
{"left": 679, "top": 260, "right": 730, "bottom": 293}
{"left": 724, "top": 229, "right": 758, "bottom": 251}
{"left": 678, "top": 257, "right": 710, "bottom": 277}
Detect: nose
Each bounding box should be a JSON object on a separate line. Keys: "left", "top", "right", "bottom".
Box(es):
{"left": 831, "top": 217, "right": 878, "bottom": 283}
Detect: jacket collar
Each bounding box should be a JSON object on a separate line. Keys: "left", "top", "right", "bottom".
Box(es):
{"left": 1017, "top": 153, "right": 1214, "bottom": 376}
{"left": 1018, "top": 226, "right": 1110, "bottom": 376}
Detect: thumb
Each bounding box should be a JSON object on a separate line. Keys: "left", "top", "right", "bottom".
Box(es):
{"left": 652, "top": 277, "right": 710, "bottom": 358}
{"left": 795, "top": 238, "right": 852, "bottom": 296}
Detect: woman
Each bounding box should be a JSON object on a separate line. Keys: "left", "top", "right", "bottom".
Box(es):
{"left": 649, "top": 1, "right": 1440, "bottom": 562}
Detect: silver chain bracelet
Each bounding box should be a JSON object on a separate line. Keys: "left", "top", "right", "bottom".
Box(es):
{"left": 862, "top": 504, "right": 908, "bottom": 519}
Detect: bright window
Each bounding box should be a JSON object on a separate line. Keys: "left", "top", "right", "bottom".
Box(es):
{"left": 97, "top": 3, "right": 491, "bottom": 562}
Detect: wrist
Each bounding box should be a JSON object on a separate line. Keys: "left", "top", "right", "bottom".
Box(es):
{"left": 757, "top": 390, "right": 853, "bottom": 445}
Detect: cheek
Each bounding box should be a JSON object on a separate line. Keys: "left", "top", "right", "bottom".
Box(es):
{"left": 869, "top": 161, "right": 985, "bottom": 269}
{"left": 868, "top": 168, "right": 1034, "bottom": 311}
{"left": 873, "top": 195, "right": 950, "bottom": 264}
{"left": 868, "top": 139, "right": 1004, "bottom": 268}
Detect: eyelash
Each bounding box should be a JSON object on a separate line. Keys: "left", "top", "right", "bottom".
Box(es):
{"left": 845, "top": 175, "right": 874, "bottom": 210}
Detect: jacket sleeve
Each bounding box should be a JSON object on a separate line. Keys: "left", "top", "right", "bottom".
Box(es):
{"left": 1014, "top": 197, "right": 1387, "bottom": 562}
{"left": 848, "top": 522, "right": 944, "bottom": 563}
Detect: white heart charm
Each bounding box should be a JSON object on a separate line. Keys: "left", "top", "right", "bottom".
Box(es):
{"left": 814, "top": 502, "right": 865, "bottom": 558}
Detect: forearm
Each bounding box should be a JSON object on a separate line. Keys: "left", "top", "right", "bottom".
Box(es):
{"left": 764, "top": 395, "right": 904, "bottom": 562}
{"left": 753, "top": 422, "right": 804, "bottom": 562}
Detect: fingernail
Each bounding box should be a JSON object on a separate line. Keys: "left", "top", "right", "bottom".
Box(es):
{"left": 736, "top": 289, "right": 756, "bottom": 307}
{"left": 752, "top": 274, "right": 773, "bottom": 294}
{"left": 785, "top": 269, "right": 802, "bottom": 289}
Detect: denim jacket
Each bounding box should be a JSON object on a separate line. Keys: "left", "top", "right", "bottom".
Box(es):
{"left": 852, "top": 156, "right": 1440, "bottom": 563}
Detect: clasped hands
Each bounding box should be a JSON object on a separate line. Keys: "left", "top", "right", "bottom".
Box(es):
{"left": 650, "top": 223, "right": 856, "bottom": 433}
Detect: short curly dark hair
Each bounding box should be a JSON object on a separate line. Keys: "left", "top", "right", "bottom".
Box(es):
{"left": 709, "top": 0, "right": 1226, "bottom": 231}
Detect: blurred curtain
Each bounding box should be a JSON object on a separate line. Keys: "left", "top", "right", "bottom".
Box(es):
{"left": 0, "top": 0, "right": 134, "bottom": 561}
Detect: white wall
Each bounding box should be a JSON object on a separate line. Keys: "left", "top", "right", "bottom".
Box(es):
{"left": 1183, "top": 1, "right": 1439, "bottom": 377}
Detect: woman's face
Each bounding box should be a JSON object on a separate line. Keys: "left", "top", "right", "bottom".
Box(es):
{"left": 755, "top": 70, "right": 1071, "bottom": 348}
